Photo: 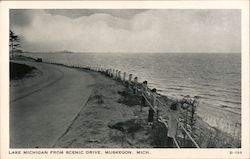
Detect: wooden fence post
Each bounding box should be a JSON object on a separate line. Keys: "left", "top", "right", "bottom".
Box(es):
{"left": 140, "top": 81, "right": 147, "bottom": 112}
{"left": 118, "top": 71, "right": 121, "bottom": 80}
{"left": 134, "top": 77, "right": 138, "bottom": 94}
{"left": 112, "top": 69, "right": 116, "bottom": 79}
{"left": 123, "top": 72, "right": 126, "bottom": 83}
{"left": 109, "top": 69, "right": 111, "bottom": 76}
{"left": 113, "top": 69, "right": 116, "bottom": 79}
{"left": 115, "top": 70, "right": 118, "bottom": 79}
{"left": 152, "top": 88, "right": 158, "bottom": 118}
{"left": 183, "top": 108, "right": 188, "bottom": 146}
{"left": 107, "top": 69, "right": 109, "bottom": 76}
{"left": 128, "top": 74, "right": 133, "bottom": 89}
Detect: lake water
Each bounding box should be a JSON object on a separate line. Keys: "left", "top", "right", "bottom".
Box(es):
{"left": 23, "top": 52, "right": 241, "bottom": 134}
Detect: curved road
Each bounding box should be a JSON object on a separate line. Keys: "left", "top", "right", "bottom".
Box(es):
{"left": 10, "top": 61, "right": 94, "bottom": 148}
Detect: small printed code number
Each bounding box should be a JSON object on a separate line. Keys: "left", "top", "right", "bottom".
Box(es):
{"left": 229, "top": 151, "right": 242, "bottom": 154}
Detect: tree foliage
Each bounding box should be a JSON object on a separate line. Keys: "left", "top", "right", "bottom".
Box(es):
{"left": 9, "top": 30, "right": 22, "bottom": 56}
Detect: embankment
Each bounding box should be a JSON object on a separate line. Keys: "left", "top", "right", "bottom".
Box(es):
{"left": 10, "top": 62, "right": 36, "bottom": 80}
{"left": 53, "top": 70, "right": 157, "bottom": 148}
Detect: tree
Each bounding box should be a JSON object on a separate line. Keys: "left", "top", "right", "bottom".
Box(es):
{"left": 9, "top": 30, "right": 22, "bottom": 58}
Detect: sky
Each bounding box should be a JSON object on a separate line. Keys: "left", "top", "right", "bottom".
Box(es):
{"left": 10, "top": 9, "right": 241, "bottom": 53}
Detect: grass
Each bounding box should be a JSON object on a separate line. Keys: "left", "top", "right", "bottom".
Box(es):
{"left": 90, "top": 94, "right": 104, "bottom": 104}
{"left": 117, "top": 90, "right": 141, "bottom": 106}
{"left": 10, "top": 62, "right": 36, "bottom": 80}
{"left": 116, "top": 89, "right": 175, "bottom": 147}
{"left": 150, "top": 121, "right": 170, "bottom": 147}
{"left": 193, "top": 121, "right": 241, "bottom": 148}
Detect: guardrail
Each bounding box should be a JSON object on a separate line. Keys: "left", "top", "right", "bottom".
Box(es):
{"left": 84, "top": 65, "right": 201, "bottom": 148}
{"left": 31, "top": 58, "right": 200, "bottom": 148}
{"left": 134, "top": 80, "right": 200, "bottom": 148}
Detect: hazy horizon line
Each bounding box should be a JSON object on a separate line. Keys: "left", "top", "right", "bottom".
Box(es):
{"left": 24, "top": 51, "right": 241, "bottom": 54}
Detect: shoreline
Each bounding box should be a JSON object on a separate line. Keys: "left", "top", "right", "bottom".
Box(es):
{"left": 10, "top": 56, "right": 241, "bottom": 148}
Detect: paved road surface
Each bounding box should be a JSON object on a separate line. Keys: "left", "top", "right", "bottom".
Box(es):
{"left": 10, "top": 61, "right": 94, "bottom": 148}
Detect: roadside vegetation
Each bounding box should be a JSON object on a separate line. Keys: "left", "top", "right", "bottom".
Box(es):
{"left": 10, "top": 62, "right": 36, "bottom": 80}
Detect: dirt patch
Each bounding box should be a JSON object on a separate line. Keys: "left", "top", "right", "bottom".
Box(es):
{"left": 108, "top": 119, "right": 142, "bottom": 137}
{"left": 107, "top": 116, "right": 153, "bottom": 148}
{"left": 89, "top": 94, "right": 104, "bottom": 104}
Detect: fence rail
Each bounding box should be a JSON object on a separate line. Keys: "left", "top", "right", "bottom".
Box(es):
{"left": 84, "top": 65, "right": 200, "bottom": 148}
{"left": 33, "top": 58, "right": 200, "bottom": 148}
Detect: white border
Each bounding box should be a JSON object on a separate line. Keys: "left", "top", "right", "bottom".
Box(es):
{"left": 0, "top": 1, "right": 249, "bottom": 159}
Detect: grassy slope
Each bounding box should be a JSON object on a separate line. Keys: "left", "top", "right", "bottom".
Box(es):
{"left": 10, "top": 62, "right": 36, "bottom": 80}
{"left": 53, "top": 70, "right": 156, "bottom": 148}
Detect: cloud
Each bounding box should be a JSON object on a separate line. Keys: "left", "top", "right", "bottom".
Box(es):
{"left": 10, "top": 9, "right": 35, "bottom": 28}
{"left": 44, "top": 9, "right": 148, "bottom": 19}
{"left": 10, "top": 9, "right": 241, "bottom": 53}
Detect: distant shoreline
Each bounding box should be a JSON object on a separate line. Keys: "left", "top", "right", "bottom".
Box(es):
{"left": 23, "top": 52, "right": 241, "bottom": 54}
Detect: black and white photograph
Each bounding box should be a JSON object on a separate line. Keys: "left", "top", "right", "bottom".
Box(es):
{"left": 1, "top": 1, "right": 250, "bottom": 159}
